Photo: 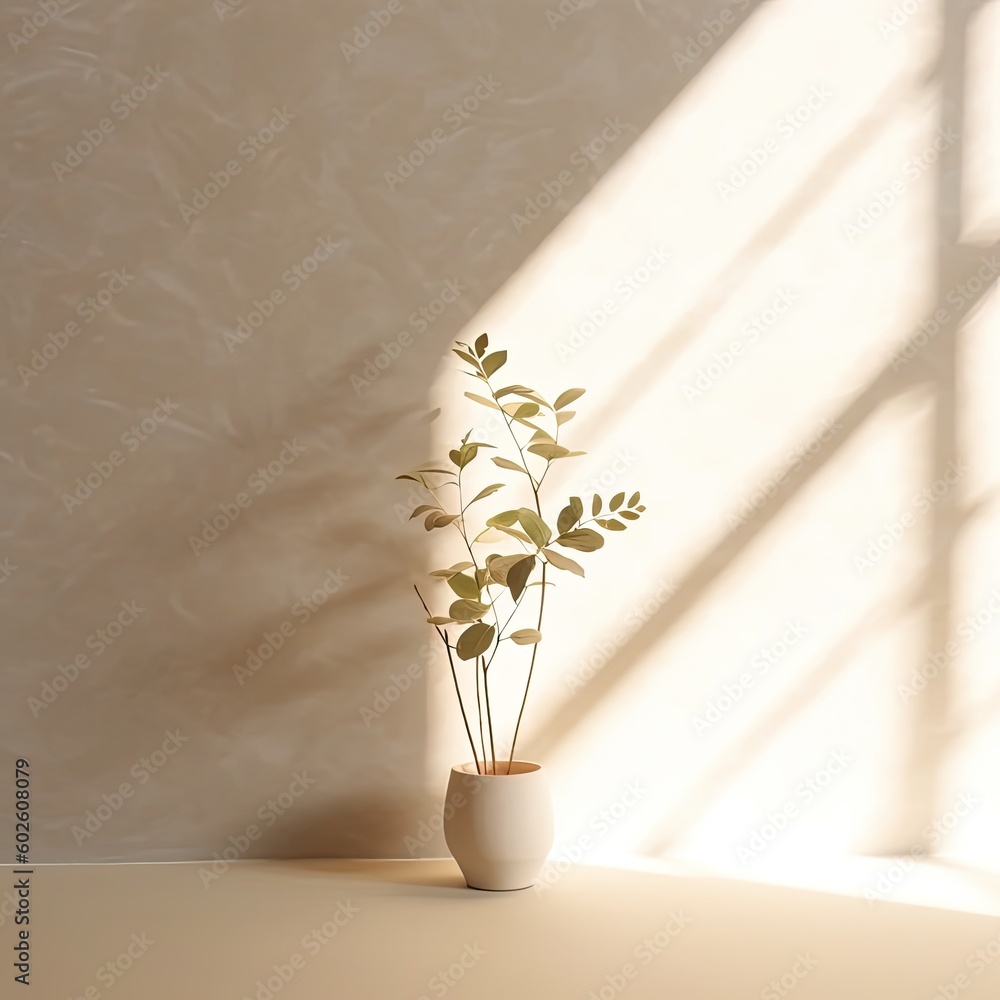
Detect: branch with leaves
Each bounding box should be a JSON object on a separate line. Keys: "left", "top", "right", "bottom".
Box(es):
{"left": 398, "top": 334, "right": 646, "bottom": 775}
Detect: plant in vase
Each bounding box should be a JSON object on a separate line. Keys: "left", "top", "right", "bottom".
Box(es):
{"left": 397, "top": 333, "right": 646, "bottom": 890}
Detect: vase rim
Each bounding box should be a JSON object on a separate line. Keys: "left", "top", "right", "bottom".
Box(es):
{"left": 453, "top": 759, "right": 542, "bottom": 777}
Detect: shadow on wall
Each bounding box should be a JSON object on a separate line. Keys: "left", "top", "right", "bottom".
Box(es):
{"left": 0, "top": 0, "right": 767, "bottom": 860}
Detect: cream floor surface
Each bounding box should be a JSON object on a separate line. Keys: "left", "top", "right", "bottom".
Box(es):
{"left": 5, "top": 858, "right": 1000, "bottom": 999}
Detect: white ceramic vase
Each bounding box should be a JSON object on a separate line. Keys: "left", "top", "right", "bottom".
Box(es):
{"left": 443, "top": 760, "right": 554, "bottom": 891}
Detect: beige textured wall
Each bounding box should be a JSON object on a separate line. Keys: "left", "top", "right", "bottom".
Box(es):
{"left": 2, "top": 0, "right": 998, "bottom": 871}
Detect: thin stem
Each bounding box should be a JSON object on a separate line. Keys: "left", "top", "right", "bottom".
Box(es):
{"left": 475, "top": 655, "right": 486, "bottom": 773}
{"left": 508, "top": 562, "right": 547, "bottom": 771}
{"left": 414, "top": 585, "right": 481, "bottom": 774}
{"left": 455, "top": 466, "right": 481, "bottom": 574}
{"left": 535, "top": 415, "right": 561, "bottom": 492}
{"left": 483, "top": 658, "right": 496, "bottom": 775}
{"left": 481, "top": 376, "right": 543, "bottom": 516}
{"left": 483, "top": 584, "right": 532, "bottom": 671}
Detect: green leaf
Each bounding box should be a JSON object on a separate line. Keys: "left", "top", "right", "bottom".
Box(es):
{"left": 619, "top": 510, "right": 640, "bottom": 521}
{"left": 486, "top": 510, "right": 520, "bottom": 527}
{"left": 542, "top": 547, "right": 585, "bottom": 577}
{"left": 610, "top": 492, "right": 625, "bottom": 511}
{"left": 629, "top": 491, "right": 640, "bottom": 507}
{"left": 556, "top": 410, "right": 576, "bottom": 426}
{"left": 453, "top": 348, "right": 482, "bottom": 369}
{"left": 495, "top": 384, "right": 532, "bottom": 398}
{"left": 492, "top": 456, "right": 531, "bottom": 477}
{"left": 449, "top": 448, "right": 462, "bottom": 467}
{"left": 507, "top": 555, "right": 536, "bottom": 601}
{"left": 508, "top": 388, "right": 551, "bottom": 409}
{"left": 448, "top": 573, "right": 482, "bottom": 600}
{"left": 597, "top": 518, "right": 626, "bottom": 531}
{"left": 456, "top": 622, "right": 496, "bottom": 661}
{"left": 517, "top": 508, "right": 552, "bottom": 548}
{"left": 482, "top": 351, "right": 507, "bottom": 377}
{"left": 409, "top": 504, "right": 439, "bottom": 520}
{"left": 464, "top": 391, "right": 500, "bottom": 411}
{"left": 396, "top": 474, "right": 421, "bottom": 482}
{"left": 556, "top": 504, "right": 580, "bottom": 534}
{"left": 485, "top": 553, "right": 526, "bottom": 586}
{"left": 527, "top": 442, "right": 570, "bottom": 461}
{"left": 426, "top": 616, "right": 456, "bottom": 625}
{"left": 592, "top": 495, "right": 602, "bottom": 516}
{"left": 475, "top": 333, "right": 489, "bottom": 357}
{"left": 570, "top": 496, "right": 584, "bottom": 521}
{"left": 529, "top": 428, "right": 556, "bottom": 444}
{"left": 449, "top": 599, "right": 489, "bottom": 622}
{"left": 502, "top": 401, "right": 540, "bottom": 419}
{"left": 555, "top": 388, "right": 586, "bottom": 410}
{"left": 510, "top": 629, "right": 542, "bottom": 645}
{"left": 429, "top": 561, "right": 475, "bottom": 578}
{"left": 556, "top": 528, "right": 605, "bottom": 552}
{"left": 475, "top": 567, "right": 489, "bottom": 590}
{"left": 469, "top": 483, "right": 505, "bottom": 505}
{"left": 496, "top": 525, "right": 534, "bottom": 544}
{"left": 415, "top": 468, "right": 454, "bottom": 474}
